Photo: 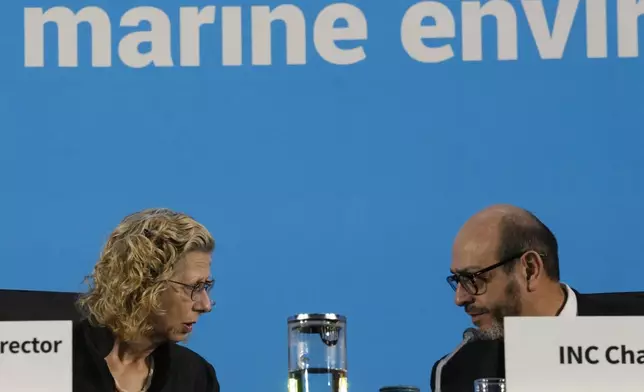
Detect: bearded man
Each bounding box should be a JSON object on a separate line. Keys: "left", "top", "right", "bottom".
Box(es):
{"left": 430, "top": 204, "right": 644, "bottom": 392}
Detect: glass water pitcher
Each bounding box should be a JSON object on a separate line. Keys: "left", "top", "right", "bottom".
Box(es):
{"left": 288, "top": 313, "right": 348, "bottom": 392}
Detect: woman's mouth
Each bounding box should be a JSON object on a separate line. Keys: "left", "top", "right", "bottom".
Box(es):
{"left": 183, "top": 322, "right": 195, "bottom": 332}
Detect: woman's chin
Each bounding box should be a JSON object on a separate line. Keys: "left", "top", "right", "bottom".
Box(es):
{"left": 165, "top": 328, "right": 191, "bottom": 343}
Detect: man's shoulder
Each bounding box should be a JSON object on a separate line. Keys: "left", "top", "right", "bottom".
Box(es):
{"left": 429, "top": 355, "right": 446, "bottom": 391}
{"left": 430, "top": 353, "right": 446, "bottom": 374}
{"left": 575, "top": 289, "right": 644, "bottom": 316}
{"left": 429, "top": 340, "right": 506, "bottom": 392}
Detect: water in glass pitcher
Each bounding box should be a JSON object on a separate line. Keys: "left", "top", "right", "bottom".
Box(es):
{"left": 287, "top": 368, "right": 348, "bottom": 392}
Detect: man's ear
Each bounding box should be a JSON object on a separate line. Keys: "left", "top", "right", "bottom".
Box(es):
{"left": 522, "top": 251, "right": 544, "bottom": 291}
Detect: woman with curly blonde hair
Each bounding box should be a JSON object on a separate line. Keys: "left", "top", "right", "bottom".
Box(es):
{"left": 73, "top": 208, "right": 220, "bottom": 392}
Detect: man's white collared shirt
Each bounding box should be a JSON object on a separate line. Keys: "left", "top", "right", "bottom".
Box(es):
{"left": 559, "top": 283, "right": 578, "bottom": 317}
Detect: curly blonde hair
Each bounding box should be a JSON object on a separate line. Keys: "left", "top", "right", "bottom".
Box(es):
{"left": 77, "top": 208, "right": 215, "bottom": 342}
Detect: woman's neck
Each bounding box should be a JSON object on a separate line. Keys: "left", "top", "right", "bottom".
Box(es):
{"left": 108, "top": 337, "right": 159, "bottom": 365}
{"left": 105, "top": 337, "right": 158, "bottom": 392}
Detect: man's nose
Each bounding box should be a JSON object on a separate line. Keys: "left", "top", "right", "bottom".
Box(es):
{"left": 454, "top": 283, "right": 473, "bottom": 307}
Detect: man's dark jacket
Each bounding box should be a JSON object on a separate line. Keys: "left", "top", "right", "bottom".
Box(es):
{"left": 429, "top": 289, "right": 644, "bottom": 392}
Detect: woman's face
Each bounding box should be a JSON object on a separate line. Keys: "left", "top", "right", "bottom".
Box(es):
{"left": 152, "top": 251, "right": 214, "bottom": 342}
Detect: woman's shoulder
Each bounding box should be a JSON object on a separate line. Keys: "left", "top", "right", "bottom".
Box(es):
{"left": 168, "top": 343, "right": 218, "bottom": 373}
{"left": 168, "top": 343, "right": 220, "bottom": 391}
{"left": 72, "top": 320, "right": 220, "bottom": 391}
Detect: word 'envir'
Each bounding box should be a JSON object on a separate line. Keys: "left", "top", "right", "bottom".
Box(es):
{"left": 23, "top": 0, "right": 644, "bottom": 68}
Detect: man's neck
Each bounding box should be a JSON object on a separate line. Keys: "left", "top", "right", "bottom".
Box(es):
{"left": 527, "top": 283, "right": 567, "bottom": 317}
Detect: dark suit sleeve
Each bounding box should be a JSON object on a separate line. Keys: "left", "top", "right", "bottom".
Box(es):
{"left": 429, "top": 355, "right": 445, "bottom": 391}
{"left": 205, "top": 362, "right": 220, "bottom": 392}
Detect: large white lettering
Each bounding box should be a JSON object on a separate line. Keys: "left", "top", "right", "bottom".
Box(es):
{"left": 400, "top": 2, "right": 455, "bottom": 63}
{"left": 462, "top": 0, "right": 518, "bottom": 61}
{"left": 251, "top": 5, "right": 306, "bottom": 65}
{"left": 400, "top": 0, "right": 641, "bottom": 62}
{"left": 222, "top": 7, "right": 242, "bottom": 66}
{"left": 313, "top": 3, "right": 367, "bottom": 65}
{"left": 24, "top": 3, "right": 368, "bottom": 67}
{"left": 586, "top": 0, "right": 608, "bottom": 58}
{"left": 24, "top": 6, "right": 111, "bottom": 67}
{"left": 522, "top": 0, "right": 580, "bottom": 60}
{"left": 22, "top": 0, "right": 643, "bottom": 68}
{"left": 118, "top": 7, "right": 173, "bottom": 68}
{"left": 179, "top": 6, "right": 216, "bottom": 67}
{"left": 617, "top": 0, "right": 644, "bottom": 58}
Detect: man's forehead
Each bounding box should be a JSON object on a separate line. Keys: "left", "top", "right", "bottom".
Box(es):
{"left": 450, "top": 238, "right": 498, "bottom": 273}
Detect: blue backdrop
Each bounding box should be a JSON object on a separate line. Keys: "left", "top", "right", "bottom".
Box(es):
{"left": 1, "top": 0, "right": 642, "bottom": 390}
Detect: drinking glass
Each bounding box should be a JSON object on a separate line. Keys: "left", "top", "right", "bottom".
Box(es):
{"left": 474, "top": 378, "right": 505, "bottom": 392}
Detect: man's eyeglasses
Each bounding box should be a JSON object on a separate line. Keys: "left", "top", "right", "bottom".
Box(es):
{"left": 168, "top": 279, "right": 215, "bottom": 302}
{"left": 446, "top": 251, "right": 535, "bottom": 296}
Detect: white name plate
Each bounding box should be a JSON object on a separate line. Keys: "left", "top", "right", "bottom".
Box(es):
{"left": 0, "top": 320, "right": 72, "bottom": 392}
{"left": 504, "top": 316, "right": 644, "bottom": 392}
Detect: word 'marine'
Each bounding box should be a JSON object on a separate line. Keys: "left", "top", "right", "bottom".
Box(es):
{"left": 559, "top": 345, "right": 644, "bottom": 365}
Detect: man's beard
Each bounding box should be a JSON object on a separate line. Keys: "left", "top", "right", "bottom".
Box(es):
{"left": 479, "top": 278, "right": 522, "bottom": 340}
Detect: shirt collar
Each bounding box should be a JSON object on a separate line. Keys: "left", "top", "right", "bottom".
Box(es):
{"left": 558, "top": 283, "right": 578, "bottom": 317}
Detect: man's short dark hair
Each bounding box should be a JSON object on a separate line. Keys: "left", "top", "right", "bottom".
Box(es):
{"left": 497, "top": 211, "right": 560, "bottom": 281}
